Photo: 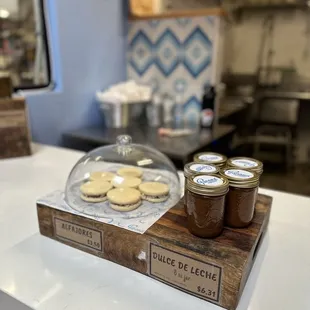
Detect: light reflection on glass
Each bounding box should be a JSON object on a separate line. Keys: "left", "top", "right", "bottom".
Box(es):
{"left": 83, "top": 157, "right": 91, "bottom": 165}
{"left": 137, "top": 159, "right": 153, "bottom": 166}
{"left": 113, "top": 176, "right": 124, "bottom": 185}
{"left": 154, "top": 175, "right": 162, "bottom": 181}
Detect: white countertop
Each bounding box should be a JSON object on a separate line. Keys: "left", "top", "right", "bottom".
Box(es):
{"left": 0, "top": 144, "right": 310, "bottom": 310}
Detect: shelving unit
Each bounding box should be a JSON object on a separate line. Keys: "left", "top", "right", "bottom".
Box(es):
{"left": 231, "top": 0, "right": 308, "bottom": 12}
{"left": 129, "top": 7, "right": 226, "bottom": 20}
{"left": 129, "top": 1, "right": 307, "bottom": 21}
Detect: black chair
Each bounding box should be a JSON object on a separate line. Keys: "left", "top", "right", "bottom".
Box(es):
{"left": 252, "top": 97, "right": 299, "bottom": 169}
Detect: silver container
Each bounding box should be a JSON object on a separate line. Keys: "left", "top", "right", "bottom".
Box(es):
{"left": 146, "top": 103, "right": 163, "bottom": 127}
{"left": 98, "top": 100, "right": 148, "bottom": 128}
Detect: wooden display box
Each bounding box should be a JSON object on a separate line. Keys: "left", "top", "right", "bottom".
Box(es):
{"left": 37, "top": 194, "right": 272, "bottom": 310}
{"left": 0, "top": 98, "right": 31, "bottom": 159}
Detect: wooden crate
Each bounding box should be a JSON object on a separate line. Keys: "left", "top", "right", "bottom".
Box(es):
{"left": 0, "top": 76, "right": 13, "bottom": 98}
{"left": 37, "top": 194, "right": 272, "bottom": 310}
{"left": 0, "top": 98, "right": 31, "bottom": 159}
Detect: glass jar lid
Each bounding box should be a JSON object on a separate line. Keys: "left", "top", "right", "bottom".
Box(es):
{"left": 193, "top": 152, "right": 227, "bottom": 166}
{"left": 187, "top": 174, "right": 229, "bottom": 196}
{"left": 184, "top": 162, "right": 219, "bottom": 178}
{"left": 220, "top": 168, "right": 259, "bottom": 188}
{"left": 227, "top": 157, "right": 263, "bottom": 174}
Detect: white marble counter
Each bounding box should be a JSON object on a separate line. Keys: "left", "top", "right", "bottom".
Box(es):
{"left": 0, "top": 144, "right": 309, "bottom": 310}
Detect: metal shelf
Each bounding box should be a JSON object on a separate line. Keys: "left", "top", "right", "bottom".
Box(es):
{"left": 129, "top": 7, "right": 226, "bottom": 20}
{"left": 235, "top": 3, "right": 308, "bottom": 11}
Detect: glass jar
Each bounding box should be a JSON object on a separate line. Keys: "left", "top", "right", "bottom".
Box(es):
{"left": 193, "top": 152, "right": 227, "bottom": 168}
{"left": 226, "top": 157, "right": 263, "bottom": 175}
{"left": 183, "top": 162, "right": 219, "bottom": 214}
{"left": 220, "top": 168, "right": 259, "bottom": 228}
{"left": 185, "top": 174, "right": 229, "bottom": 238}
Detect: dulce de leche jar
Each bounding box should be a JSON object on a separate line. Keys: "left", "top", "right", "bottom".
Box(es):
{"left": 194, "top": 152, "right": 227, "bottom": 168}
{"left": 183, "top": 163, "right": 220, "bottom": 214}
{"left": 185, "top": 174, "right": 229, "bottom": 238}
{"left": 226, "top": 157, "right": 263, "bottom": 175}
{"left": 184, "top": 162, "right": 220, "bottom": 178}
{"left": 220, "top": 168, "right": 259, "bottom": 228}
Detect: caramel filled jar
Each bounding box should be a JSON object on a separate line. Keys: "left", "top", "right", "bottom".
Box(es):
{"left": 226, "top": 157, "right": 263, "bottom": 175}
{"left": 183, "top": 163, "right": 219, "bottom": 214}
{"left": 193, "top": 152, "right": 227, "bottom": 168}
{"left": 185, "top": 174, "right": 229, "bottom": 238}
{"left": 220, "top": 168, "right": 259, "bottom": 228}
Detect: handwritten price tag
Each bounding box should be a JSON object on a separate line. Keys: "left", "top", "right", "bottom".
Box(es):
{"left": 149, "top": 244, "right": 222, "bottom": 303}
{"left": 54, "top": 218, "right": 102, "bottom": 251}
{"left": 197, "top": 286, "right": 217, "bottom": 299}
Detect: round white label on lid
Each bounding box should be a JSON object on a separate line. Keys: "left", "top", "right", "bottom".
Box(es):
{"left": 225, "top": 169, "right": 254, "bottom": 179}
{"left": 199, "top": 154, "right": 223, "bottom": 162}
{"left": 189, "top": 164, "right": 217, "bottom": 173}
{"left": 193, "top": 175, "right": 223, "bottom": 187}
{"left": 231, "top": 159, "right": 258, "bottom": 168}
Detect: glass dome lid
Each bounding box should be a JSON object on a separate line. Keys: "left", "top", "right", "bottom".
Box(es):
{"left": 65, "top": 135, "right": 181, "bottom": 219}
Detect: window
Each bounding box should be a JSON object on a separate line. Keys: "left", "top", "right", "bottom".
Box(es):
{"left": 0, "top": 0, "right": 50, "bottom": 90}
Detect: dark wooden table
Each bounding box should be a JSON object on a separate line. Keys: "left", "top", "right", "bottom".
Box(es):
{"left": 218, "top": 100, "right": 246, "bottom": 120}
{"left": 63, "top": 124, "right": 236, "bottom": 168}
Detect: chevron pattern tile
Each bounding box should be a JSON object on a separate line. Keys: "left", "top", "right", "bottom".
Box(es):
{"left": 127, "top": 16, "right": 220, "bottom": 124}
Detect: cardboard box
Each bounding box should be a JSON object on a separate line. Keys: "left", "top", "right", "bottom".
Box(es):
{"left": 0, "top": 76, "right": 13, "bottom": 98}
{"left": 0, "top": 98, "right": 31, "bottom": 159}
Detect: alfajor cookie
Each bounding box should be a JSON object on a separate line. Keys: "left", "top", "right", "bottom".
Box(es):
{"left": 117, "top": 167, "right": 143, "bottom": 178}
{"left": 80, "top": 181, "right": 112, "bottom": 203}
{"left": 107, "top": 188, "right": 141, "bottom": 212}
{"left": 112, "top": 176, "right": 141, "bottom": 189}
{"left": 89, "top": 171, "right": 116, "bottom": 182}
{"left": 139, "top": 182, "right": 170, "bottom": 203}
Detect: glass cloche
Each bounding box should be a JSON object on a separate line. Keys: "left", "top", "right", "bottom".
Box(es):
{"left": 65, "top": 135, "right": 181, "bottom": 219}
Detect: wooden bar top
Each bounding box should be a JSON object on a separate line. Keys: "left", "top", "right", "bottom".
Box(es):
{"left": 63, "top": 124, "right": 236, "bottom": 164}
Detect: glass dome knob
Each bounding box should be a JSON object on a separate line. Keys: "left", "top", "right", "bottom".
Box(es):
{"left": 117, "top": 135, "right": 132, "bottom": 146}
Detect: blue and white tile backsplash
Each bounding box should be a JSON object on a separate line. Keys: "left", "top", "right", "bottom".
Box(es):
{"left": 127, "top": 16, "right": 221, "bottom": 123}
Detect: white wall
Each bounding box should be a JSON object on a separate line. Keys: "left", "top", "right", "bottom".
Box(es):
{"left": 224, "top": 10, "right": 310, "bottom": 77}
{"left": 23, "top": 0, "right": 127, "bottom": 146}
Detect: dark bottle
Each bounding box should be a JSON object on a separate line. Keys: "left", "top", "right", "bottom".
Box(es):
{"left": 201, "top": 85, "right": 216, "bottom": 129}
